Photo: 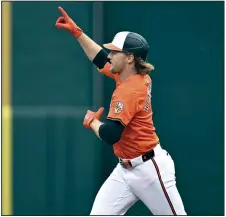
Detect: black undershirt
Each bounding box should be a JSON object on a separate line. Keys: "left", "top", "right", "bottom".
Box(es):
{"left": 92, "top": 49, "right": 109, "bottom": 69}
{"left": 99, "top": 119, "right": 125, "bottom": 145}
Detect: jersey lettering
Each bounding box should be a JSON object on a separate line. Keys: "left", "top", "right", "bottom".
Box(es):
{"left": 144, "top": 83, "right": 152, "bottom": 111}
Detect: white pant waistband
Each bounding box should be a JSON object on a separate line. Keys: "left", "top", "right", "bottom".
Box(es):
{"left": 119, "top": 143, "right": 163, "bottom": 168}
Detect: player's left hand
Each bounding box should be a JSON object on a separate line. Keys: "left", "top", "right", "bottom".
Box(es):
{"left": 83, "top": 107, "right": 104, "bottom": 129}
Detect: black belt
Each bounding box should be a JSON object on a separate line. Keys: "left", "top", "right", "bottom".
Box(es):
{"left": 119, "top": 149, "right": 155, "bottom": 169}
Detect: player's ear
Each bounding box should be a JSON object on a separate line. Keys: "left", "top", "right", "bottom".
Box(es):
{"left": 126, "top": 54, "right": 134, "bottom": 64}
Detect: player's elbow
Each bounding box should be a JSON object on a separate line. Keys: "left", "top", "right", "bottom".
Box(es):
{"left": 92, "top": 49, "right": 109, "bottom": 69}
{"left": 99, "top": 120, "right": 125, "bottom": 145}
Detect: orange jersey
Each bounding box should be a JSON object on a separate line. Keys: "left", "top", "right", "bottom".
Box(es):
{"left": 98, "top": 63, "right": 159, "bottom": 159}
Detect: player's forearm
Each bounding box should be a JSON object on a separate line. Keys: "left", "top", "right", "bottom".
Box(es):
{"left": 90, "top": 119, "right": 104, "bottom": 139}
{"left": 77, "top": 33, "right": 102, "bottom": 61}
{"left": 56, "top": 7, "right": 103, "bottom": 63}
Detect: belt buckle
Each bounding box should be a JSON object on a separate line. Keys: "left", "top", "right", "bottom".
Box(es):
{"left": 119, "top": 158, "right": 132, "bottom": 169}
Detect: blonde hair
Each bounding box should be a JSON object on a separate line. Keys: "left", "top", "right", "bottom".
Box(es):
{"left": 134, "top": 57, "right": 155, "bottom": 75}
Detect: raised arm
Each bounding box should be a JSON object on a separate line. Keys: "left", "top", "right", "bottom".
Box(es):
{"left": 55, "top": 6, "right": 115, "bottom": 79}
{"left": 55, "top": 7, "right": 101, "bottom": 60}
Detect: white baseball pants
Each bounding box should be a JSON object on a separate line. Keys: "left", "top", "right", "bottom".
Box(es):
{"left": 90, "top": 144, "right": 186, "bottom": 215}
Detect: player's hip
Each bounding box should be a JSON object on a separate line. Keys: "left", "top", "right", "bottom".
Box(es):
{"left": 118, "top": 142, "right": 166, "bottom": 169}
{"left": 114, "top": 137, "right": 159, "bottom": 159}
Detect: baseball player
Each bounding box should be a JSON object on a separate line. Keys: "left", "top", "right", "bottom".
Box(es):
{"left": 56, "top": 7, "right": 186, "bottom": 215}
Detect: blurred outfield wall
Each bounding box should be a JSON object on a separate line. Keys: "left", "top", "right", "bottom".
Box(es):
{"left": 2, "top": 1, "right": 224, "bottom": 215}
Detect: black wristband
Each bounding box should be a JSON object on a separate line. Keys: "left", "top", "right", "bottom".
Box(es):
{"left": 93, "top": 49, "right": 109, "bottom": 69}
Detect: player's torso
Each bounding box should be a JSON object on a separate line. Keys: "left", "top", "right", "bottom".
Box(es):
{"left": 108, "top": 74, "right": 159, "bottom": 159}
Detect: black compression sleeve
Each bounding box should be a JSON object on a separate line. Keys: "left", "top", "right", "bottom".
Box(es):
{"left": 92, "top": 49, "right": 110, "bottom": 69}
{"left": 99, "top": 119, "right": 125, "bottom": 145}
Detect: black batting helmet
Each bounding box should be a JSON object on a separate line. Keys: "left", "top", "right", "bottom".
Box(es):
{"left": 103, "top": 31, "right": 149, "bottom": 61}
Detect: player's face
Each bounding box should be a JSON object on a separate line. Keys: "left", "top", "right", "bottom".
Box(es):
{"left": 108, "top": 51, "right": 129, "bottom": 74}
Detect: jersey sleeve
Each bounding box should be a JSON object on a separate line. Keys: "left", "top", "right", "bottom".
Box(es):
{"left": 107, "top": 91, "right": 141, "bottom": 126}
{"left": 97, "top": 62, "right": 119, "bottom": 82}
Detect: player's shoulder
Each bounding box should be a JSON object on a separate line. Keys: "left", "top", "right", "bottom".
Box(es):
{"left": 114, "top": 74, "right": 150, "bottom": 101}
{"left": 126, "top": 74, "right": 151, "bottom": 93}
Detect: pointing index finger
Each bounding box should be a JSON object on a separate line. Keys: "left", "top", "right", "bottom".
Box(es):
{"left": 58, "top": 6, "right": 69, "bottom": 19}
